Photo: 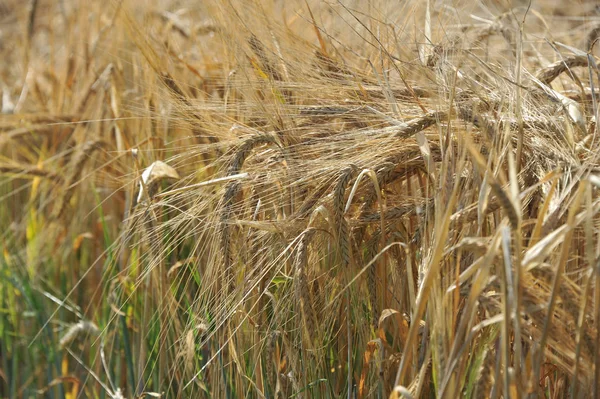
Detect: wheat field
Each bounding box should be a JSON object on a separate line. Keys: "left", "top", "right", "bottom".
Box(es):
{"left": 2, "top": 0, "right": 600, "bottom": 397}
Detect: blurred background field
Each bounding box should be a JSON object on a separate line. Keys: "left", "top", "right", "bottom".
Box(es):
{"left": 2, "top": 0, "right": 600, "bottom": 397}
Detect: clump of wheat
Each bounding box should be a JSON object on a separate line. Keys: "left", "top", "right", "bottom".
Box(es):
{"left": 3, "top": 0, "right": 600, "bottom": 398}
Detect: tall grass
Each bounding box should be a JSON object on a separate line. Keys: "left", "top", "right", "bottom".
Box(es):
{"left": 2, "top": 0, "right": 600, "bottom": 397}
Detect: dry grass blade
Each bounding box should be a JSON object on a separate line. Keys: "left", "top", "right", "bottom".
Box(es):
{"left": 531, "top": 183, "right": 585, "bottom": 391}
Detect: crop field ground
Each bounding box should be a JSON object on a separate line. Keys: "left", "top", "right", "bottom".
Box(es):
{"left": 2, "top": 0, "right": 600, "bottom": 397}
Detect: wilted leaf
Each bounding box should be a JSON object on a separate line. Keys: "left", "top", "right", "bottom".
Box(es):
{"left": 137, "top": 160, "right": 180, "bottom": 203}
{"left": 378, "top": 309, "right": 409, "bottom": 350}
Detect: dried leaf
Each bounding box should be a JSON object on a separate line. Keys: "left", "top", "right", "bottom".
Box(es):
{"left": 137, "top": 160, "right": 180, "bottom": 203}
{"left": 378, "top": 309, "right": 409, "bottom": 349}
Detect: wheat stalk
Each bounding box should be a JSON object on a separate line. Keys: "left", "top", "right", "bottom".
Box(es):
{"left": 293, "top": 228, "right": 317, "bottom": 348}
